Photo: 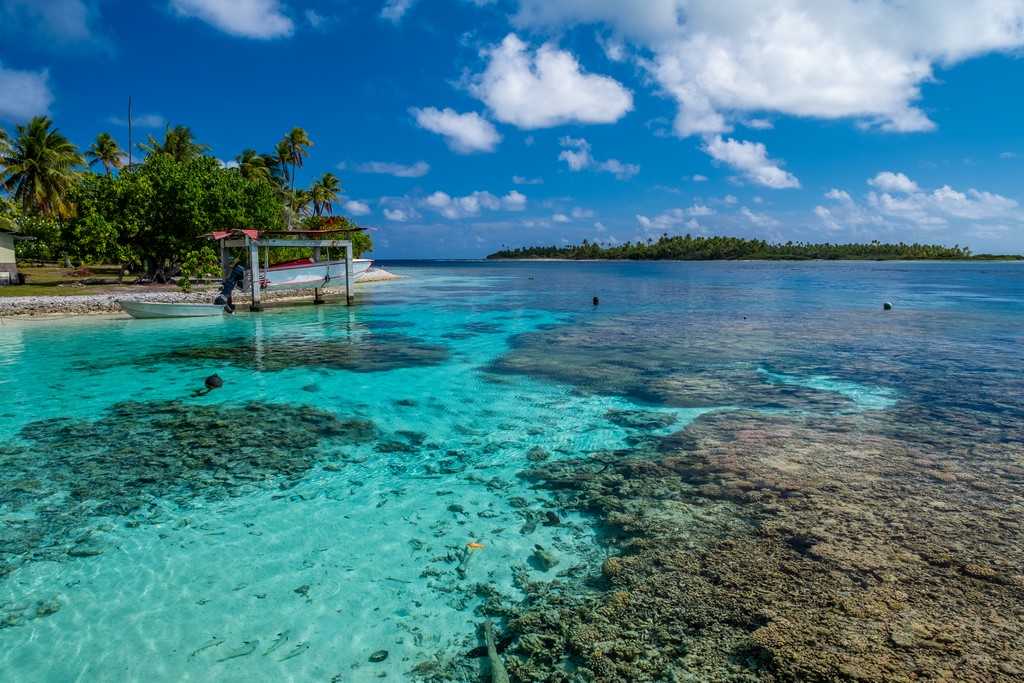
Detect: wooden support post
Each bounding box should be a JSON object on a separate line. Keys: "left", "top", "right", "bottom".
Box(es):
{"left": 345, "top": 243, "right": 354, "bottom": 306}
{"left": 220, "top": 243, "right": 230, "bottom": 279}
{"left": 248, "top": 238, "right": 262, "bottom": 311}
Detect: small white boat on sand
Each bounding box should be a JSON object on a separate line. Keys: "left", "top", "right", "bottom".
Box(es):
{"left": 118, "top": 301, "right": 227, "bottom": 319}
{"left": 257, "top": 258, "right": 373, "bottom": 290}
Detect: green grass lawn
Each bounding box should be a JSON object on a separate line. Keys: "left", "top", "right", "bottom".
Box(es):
{"left": 0, "top": 265, "right": 174, "bottom": 297}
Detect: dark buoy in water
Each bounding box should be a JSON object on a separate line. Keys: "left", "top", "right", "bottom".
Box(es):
{"left": 883, "top": 301, "right": 893, "bottom": 310}
{"left": 593, "top": 296, "right": 599, "bottom": 305}
{"left": 191, "top": 374, "right": 224, "bottom": 397}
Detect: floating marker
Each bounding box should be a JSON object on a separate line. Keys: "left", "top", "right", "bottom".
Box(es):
{"left": 883, "top": 302, "right": 892, "bottom": 310}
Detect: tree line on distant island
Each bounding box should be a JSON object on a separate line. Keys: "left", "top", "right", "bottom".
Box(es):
{"left": 0, "top": 116, "right": 371, "bottom": 284}
{"left": 487, "top": 234, "right": 1020, "bottom": 261}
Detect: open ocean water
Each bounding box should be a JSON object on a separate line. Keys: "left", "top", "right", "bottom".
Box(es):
{"left": 0, "top": 260, "right": 1021, "bottom": 682}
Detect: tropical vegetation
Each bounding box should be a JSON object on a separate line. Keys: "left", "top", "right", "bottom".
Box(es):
{"left": 487, "top": 234, "right": 994, "bottom": 261}
{"left": 0, "top": 117, "right": 372, "bottom": 285}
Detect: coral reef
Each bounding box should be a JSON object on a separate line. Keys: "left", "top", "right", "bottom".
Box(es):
{"left": 0, "top": 400, "right": 377, "bottom": 581}
{"left": 472, "top": 310, "right": 1024, "bottom": 682}
{"left": 490, "top": 407, "right": 1024, "bottom": 682}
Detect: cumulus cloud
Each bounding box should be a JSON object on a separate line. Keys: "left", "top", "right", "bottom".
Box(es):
{"left": 818, "top": 173, "right": 1023, "bottom": 240}
{"left": 740, "top": 206, "right": 780, "bottom": 228}
{"left": 0, "top": 63, "right": 53, "bottom": 120}
{"left": 702, "top": 135, "right": 800, "bottom": 189}
{"left": 411, "top": 107, "right": 502, "bottom": 154}
{"left": 868, "top": 171, "right": 919, "bottom": 193}
{"left": 513, "top": 175, "right": 543, "bottom": 185}
{"left": 636, "top": 204, "right": 715, "bottom": 230}
{"left": 384, "top": 208, "right": 412, "bottom": 222}
{"left": 422, "top": 190, "right": 526, "bottom": 218}
{"left": 470, "top": 33, "right": 633, "bottom": 129}
{"left": 349, "top": 160, "right": 430, "bottom": 178}
{"left": 512, "top": 0, "right": 1024, "bottom": 136}
{"left": 346, "top": 200, "right": 371, "bottom": 216}
{"left": 381, "top": 0, "right": 416, "bottom": 22}
{"left": 558, "top": 137, "right": 640, "bottom": 180}
{"left": 170, "top": 0, "right": 293, "bottom": 39}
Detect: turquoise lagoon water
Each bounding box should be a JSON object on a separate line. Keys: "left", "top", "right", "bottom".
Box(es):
{"left": 0, "top": 260, "right": 1021, "bottom": 681}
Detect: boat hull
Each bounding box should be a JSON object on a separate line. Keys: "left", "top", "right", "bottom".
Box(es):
{"left": 257, "top": 258, "right": 373, "bottom": 290}
{"left": 118, "top": 301, "right": 226, "bottom": 319}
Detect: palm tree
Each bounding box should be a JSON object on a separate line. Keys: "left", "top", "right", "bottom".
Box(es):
{"left": 138, "top": 124, "right": 210, "bottom": 163}
{"left": 272, "top": 139, "right": 292, "bottom": 189}
{"left": 290, "top": 187, "right": 313, "bottom": 217}
{"left": 281, "top": 127, "right": 312, "bottom": 191}
{"left": 310, "top": 172, "right": 344, "bottom": 216}
{"left": 0, "top": 116, "right": 83, "bottom": 218}
{"left": 234, "top": 148, "right": 272, "bottom": 184}
{"left": 85, "top": 132, "right": 124, "bottom": 175}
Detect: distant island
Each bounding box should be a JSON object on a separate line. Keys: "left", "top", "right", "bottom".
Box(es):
{"left": 486, "top": 234, "right": 1023, "bottom": 261}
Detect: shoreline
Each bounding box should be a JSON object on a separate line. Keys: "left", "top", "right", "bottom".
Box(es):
{"left": 0, "top": 268, "right": 402, "bottom": 318}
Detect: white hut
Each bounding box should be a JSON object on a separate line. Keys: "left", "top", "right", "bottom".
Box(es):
{"left": 0, "top": 227, "right": 18, "bottom": 285}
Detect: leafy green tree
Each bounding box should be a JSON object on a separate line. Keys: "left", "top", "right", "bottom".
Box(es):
{"left": 0, "top": 116, "right": 83, "bottom": 219}
{"left": 61, "top": 170, "right": 152, "bottom": 271}
{"left": 14, "top": 214, "right": 61, "bottom": 262}
{"left": 85, "top": 132, "right": 124, "bottom": 175}
{"left": 132, "top": 154, "right": 283, "bottom": 279}
{"left": 138, "top": 124, "right": 210, "bottom": 163}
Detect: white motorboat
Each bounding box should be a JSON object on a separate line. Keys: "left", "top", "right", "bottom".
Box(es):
{"left": 118, "top": 301, "right": 227, "bottom": 319}
{"left": 257, "top": 257, "right": 373, "bottom": 290}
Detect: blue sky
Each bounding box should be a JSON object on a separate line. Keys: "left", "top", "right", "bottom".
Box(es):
{"left": 2, "top": 0, "right": 1023, "bottom": 258}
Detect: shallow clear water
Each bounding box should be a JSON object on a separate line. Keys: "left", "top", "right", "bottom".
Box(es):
{"left": 0, "top": 260, "right": 1021, "bottom": 681}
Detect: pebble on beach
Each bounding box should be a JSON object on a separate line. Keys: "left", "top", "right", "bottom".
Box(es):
{"left": 0, "top": 269, "right": 401, "bottom": 317}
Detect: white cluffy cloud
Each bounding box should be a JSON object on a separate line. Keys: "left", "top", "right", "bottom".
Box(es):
{"left": 817, "top": 172, "right": 1022, "bottom": 241}
{"left": 345, "top": 200, "right": 371, "bottom": 216}
{"left": 171, "top": 0, "right": 294, "bottom": 39}
{"left": 636, "top": 204, "right": 715, "bottom": 230}
{"left": 558, "top": 137, "right": 639, "bottom": 180}
{"left": 867, "top": 171, "right": 919, "bottom": 194}
{"left": 411, "top": 107, "right": 502, "bottom": 154}
{"left": 513, "top": 0, "right": 1024, "bottom": 136}
{"left": 423, "top": 190, "right": 526, "bottom": 219}
{"left": 471, "top": 33, "right": 633, "bottom": 129}
{"left": 0, "top": 63, "right": 53, "bottom": 120}
{"left": 702, "top": 135, "right": 800, "bottom": 189}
